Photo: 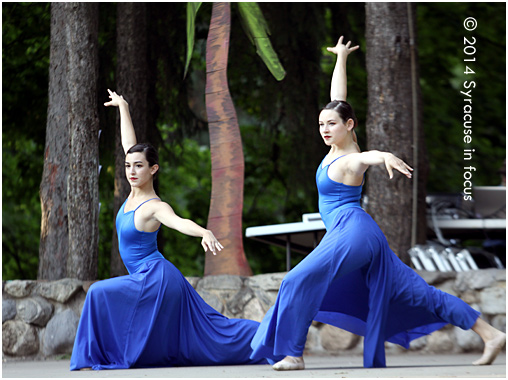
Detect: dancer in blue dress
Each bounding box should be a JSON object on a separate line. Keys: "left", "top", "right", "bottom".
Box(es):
{"left": 70, "top": 90, "right": 267, "bottom": 370}
{"left": 250, "top": 37, "right": 506, "bottom": 370}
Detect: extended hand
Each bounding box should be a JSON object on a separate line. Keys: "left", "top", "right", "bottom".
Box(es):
{"left": 104, "top": 89, "right": 128, "bottom": 108}
{"left": 201, "top": 230, "right": 224, "bottom": 256}
{"left": 327, "top": 36, "right": 359, "bottom": 59}
{"left": 384, "top": 154, "right": 413, "bottom": 179}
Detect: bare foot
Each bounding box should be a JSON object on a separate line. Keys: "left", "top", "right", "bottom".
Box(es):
{"left": 473, "top": 332, "right": 506, "bottom": 365}
{"left": 272, "top": 355, "right": 305, "bottom": 371}
{"left": 79, "top": 367, "right": 92, "bottom": 371}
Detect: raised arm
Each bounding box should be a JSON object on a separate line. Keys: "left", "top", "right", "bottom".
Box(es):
{"left": 104, "top": 89, "right": 137, "bottom": 154}
{"left": 153, "top": 202, "right": 224, "bottom": 255}
{"left": 346, "top": 151, "right": 413, "bottom": 179}
{"left": 327, "top": 36, "right": 359, "bottom": 102}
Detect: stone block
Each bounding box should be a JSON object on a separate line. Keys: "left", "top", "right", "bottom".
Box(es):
{"left": 4, "top": 280, "right": 36, "bottom": 298}
{"left": 480, "top": 287, "right": 506, "bottom": 315}
{"left": 185, "top": 277, "right": 200, "bottom": 289}
{"left": 409, "top": 335, "right": 427, "bottom": 351}
{"left": 455, "top": 270, "right": 496, "bottom": 293}
{"left": 319, "top": 324, "right": 360, "bottom": 351}
{"left": 226, "top": 288, "right": 253, "bottom": 315}
{"left": 42, "top": 309, "right": 79, "bottom": 356}
{"left": 2, "top": 320, "right": 39, "bottom": 356}
{"left": 242, "top": 297, "right": 266, "bottom": 322}
{"left": 453, "top": 326, "right": 483, "bottom": 352}
{"left": 3, "top": 299, "right": 17, "bottom": 322}
{"left": 425, "top": 330, "right": 455, "bottom": 353}
{"left": 460, "top": 290, "right": 479, "bottom": 305}
{"left": 196, "top": 290, "right": 224, "bottom": 313}
{"left": 415, "top": 270, "right": 456, "bottom": 286}
{"left": 82, "top": 280, "right": 98, "bottom": 294}
{"left": 245, "top": 273, "right": 285, "bottom": 292}
{"left": 252, "top": 289, "right": 275, "bottom": 312}
{"left": 197, "top": 275, "right": 243, "bottom": 291}
{"left": 36, "top": 278, "right": 82, "bottom": 303}
{"left": 304, "top": 325, "right": 322, "bottom": 353}
{"left": 436, "top": 280, "right": 458, "bottom": 297}
{"left": 491, "top": 314, "right": 506, "bottom": 332}
{"left": 17, "top": 296, "right": 54, "bottom": 327}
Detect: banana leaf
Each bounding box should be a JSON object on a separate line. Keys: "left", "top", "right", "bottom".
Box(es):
{"left": 237, "top": 2, "right": 286, "bottom": 81}
{"left": 184, "top": 2, "right": 202, "bottom": 78}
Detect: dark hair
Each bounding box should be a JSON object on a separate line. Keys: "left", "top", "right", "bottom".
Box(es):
{"left": 126, "top": 143, "right": 159, "bottom": 177}
{"left": 321, "top": 100, "right": 358, "bottom": 129}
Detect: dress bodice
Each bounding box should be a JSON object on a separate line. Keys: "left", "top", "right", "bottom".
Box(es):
{"left": 316, "top": 155, "right": 363, "bottom": 230}
{"left": 115, "top": 198, "right": 164, "bottom": 274}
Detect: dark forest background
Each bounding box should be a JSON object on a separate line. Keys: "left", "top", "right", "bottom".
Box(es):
{"left": 3, "top": 2, "right": 505, "bottom": 280}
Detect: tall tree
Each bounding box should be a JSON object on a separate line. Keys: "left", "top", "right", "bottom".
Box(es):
{"left": 365, "top": 3, "right": 427, "bottom": 264}
{"left": 186, "top": 2, "right": 285, "bottom": 276}
{"left": 65, "top": 2, "right": 100, "bottom": 280}
{"left": 110, "top": 3, "right": 149, "bottom": 277}
{"left": 38, "top": 3, "right": 70, "bottom": 280}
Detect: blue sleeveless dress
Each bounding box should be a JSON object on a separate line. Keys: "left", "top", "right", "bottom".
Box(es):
{"left": 70, "top": 198, "right": 266, "bottom": 370}
{"left": 250, "top": 155, "right": 480, "bottom": 368}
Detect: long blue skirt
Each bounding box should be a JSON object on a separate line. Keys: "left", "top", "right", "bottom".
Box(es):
{"left": 250, "top": 208, "right": 480, "bottom": 368}
{"left": 70, "top": 258, "right": 267, "bottom": 370}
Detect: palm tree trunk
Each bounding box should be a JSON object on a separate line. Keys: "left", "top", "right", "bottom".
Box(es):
{"left": 204, "top": 2, "right": 252, "bottom": 276}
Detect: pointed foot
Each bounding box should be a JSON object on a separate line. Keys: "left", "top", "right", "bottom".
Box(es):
{"left": 473, "top": 332, "right": 506, "bottom": 366}
{"left": 272, "top": 356, "right": 305, "bottom": 371}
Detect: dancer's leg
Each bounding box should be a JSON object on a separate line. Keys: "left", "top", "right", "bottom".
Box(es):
{"left": 267, "top": 211, "right": 374, "bottom": 370}
{"left": 471, "top": 318, "right": 506, "bottom": 365}
{"left": 426, "top": 284, "right": 505, "bottom": 366}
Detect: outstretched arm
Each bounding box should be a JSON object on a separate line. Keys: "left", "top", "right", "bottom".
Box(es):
{"left": 327, "top": 36, "right": 359, "bottom": 102}
{"left": 153, "top": 202, "right": 224, "bottom": 255}
{"left": 104, "top": 89, "right": 137, "bottom": 154}
{"left": 346, "top": 151, "right": 413, "bottom": 179}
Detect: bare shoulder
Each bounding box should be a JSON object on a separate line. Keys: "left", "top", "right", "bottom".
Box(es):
{"left": 342, "top": 152, "right": 363, "bottom": 167}
{"left": 147, "top": 199, "right": 174, "bottom": 213}
{"left": 343, "top": 152, "right": 369, "bottom": 179}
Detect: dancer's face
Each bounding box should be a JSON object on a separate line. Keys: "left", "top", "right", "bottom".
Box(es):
{"left": 125, "top": 152, "right": 158, "bottom": 187}
{"left": 319, "top": 109, "right": 353, "bottom": 146}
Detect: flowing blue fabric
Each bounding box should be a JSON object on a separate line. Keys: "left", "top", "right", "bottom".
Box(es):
{"left": 250, "top": 156, "right": 480, "bottom": 368}
{"left": 70, "top": 198, "right": 267, "bottom": 370}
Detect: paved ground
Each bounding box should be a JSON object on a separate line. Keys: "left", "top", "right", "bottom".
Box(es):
{"left": 2, "top": 353, "right": 505, "bottom": 378}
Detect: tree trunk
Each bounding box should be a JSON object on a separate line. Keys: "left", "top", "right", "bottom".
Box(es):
{"left": 65, "top": 2, "right": 100, "bottom": 280}
{"left": 204, "top": 2, "right": 252, "bottom": 276}
{"left": 110, "top": 2, "right": 149, "bottom": 277}
{"left": 38, "top": 3, "right": 70, "bottom": 280}
{"left": 365, "top": 3, "right": 427, "bottom": 264}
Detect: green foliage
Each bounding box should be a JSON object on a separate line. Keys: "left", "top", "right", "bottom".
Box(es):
{"left": 236, "top": 2, "right": 286, "bottom": 81}
{"left": 417, "top": 3, "right": 506, "bottom": 192}
{"left": 185, "top": 2, "right": 286, "bottom": 81}
{"left": 184, "top": 2, "right": 202, "bottom": 78}
{"left": 2, "top": 2, "right": 51, "bottom": 280}
{"left": 2, "top": 138, "right": 42, "bottom": 280}
{"left": 157, "top": 138, "right": 211, "bottom": 276}
{"left": 2, "top": 3, "right": 505, "bottom": 280}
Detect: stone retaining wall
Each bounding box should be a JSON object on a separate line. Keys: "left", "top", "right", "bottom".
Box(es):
{"left": 2, "top": 269, "right": 505, "bottom": 360}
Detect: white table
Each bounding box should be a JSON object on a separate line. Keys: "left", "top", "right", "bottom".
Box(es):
{"left": 245, "top": 213, "right": 325, "bottom": 271}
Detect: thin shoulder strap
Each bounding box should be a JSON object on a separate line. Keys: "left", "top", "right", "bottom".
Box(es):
{"left": 134, "top": 198, "right": 159, "bottom": 212}
{"left": 328, "top": 154, "right": 347, "bottom": 166}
